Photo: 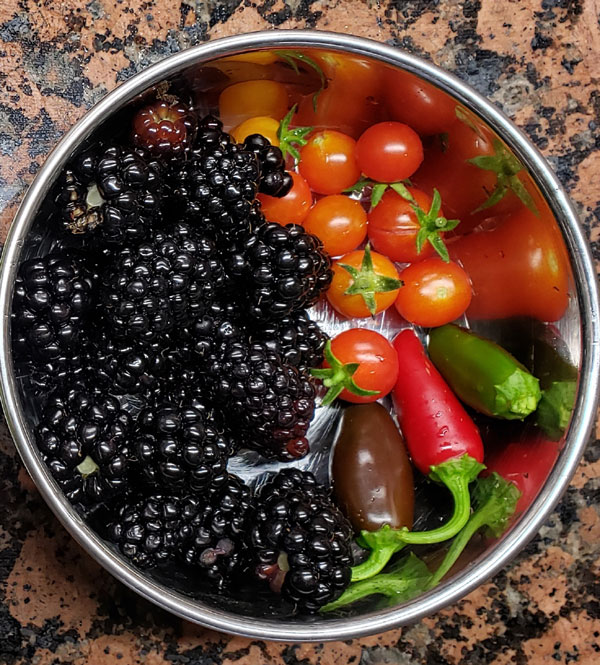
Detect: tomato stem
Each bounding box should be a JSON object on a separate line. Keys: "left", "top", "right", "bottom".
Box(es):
{"left": 277, "top": 105, "right": 313, "bottom": 162}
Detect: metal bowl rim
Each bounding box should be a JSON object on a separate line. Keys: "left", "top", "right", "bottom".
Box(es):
{"left": 0, "top": 30, "right": 598, "bottom": 642}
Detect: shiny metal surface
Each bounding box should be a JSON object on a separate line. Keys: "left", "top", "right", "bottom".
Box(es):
{"left": 0, "top": 31, "right": 598, "bottom": 642}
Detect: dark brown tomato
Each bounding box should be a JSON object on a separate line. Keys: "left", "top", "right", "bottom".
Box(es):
{"left": 332, "top": 402, "right": 414, "bottom": 533}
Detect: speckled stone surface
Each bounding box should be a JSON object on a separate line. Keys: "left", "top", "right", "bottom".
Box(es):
{"left": 1, "top": 1, "right": 599, "bottom": 663}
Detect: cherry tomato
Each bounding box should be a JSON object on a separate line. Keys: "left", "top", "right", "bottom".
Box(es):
{"left": 356, "top": 122, "right": 424, "bottom": 183}
{"left": 298, "top": 130, "right": 361, "bottom": 195}
{"left": 322, "top": 329, "right": 399, "bottom": 403}
{"left": 231, "top": 116, "right": 280, "bottom": 146}
{"left": 220, "top": 51, "right": 279, "bottom": 66}
{"left": 258, "top": 171, "right": 312, "bottom": 225}
{"left": 394, "top": 258, "right": 472, "bottom": 328}
{"left": 327, "top": 246, "right": 402, "bottom": 318}
{"left": 303, "top": 195, "right": 367, "bottom": 257}
{"left": 384, "top": 69, "right": 457, "bottom": 136}
{"left": 367, "top": 187, "right": 440, "bottom": 263}
{"left": 218, "top": 80, "right": 289, "bottom": 128}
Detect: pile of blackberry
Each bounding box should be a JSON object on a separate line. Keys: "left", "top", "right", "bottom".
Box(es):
{"left": 12, "top": 93, "right": 352, "bottom": 613}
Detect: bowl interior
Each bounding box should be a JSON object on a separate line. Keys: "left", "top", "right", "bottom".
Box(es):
{"left": 5, "top": 37, "right": 592, "bottom": 637}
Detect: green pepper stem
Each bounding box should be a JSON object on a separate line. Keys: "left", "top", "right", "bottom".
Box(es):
{"left": 351, "top": 543, "right": 403, "bottom": 582}
{"left": 324, "top": 571, "right": 412, "bottom": 611}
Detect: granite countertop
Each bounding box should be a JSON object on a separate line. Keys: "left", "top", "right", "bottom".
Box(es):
{"left": 1, "top": 1, "right": 599, "bottom": 663}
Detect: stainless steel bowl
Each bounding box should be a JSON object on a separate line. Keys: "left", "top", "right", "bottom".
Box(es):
{"left": 1, "top": 31, "right": 598, "bottom": 642}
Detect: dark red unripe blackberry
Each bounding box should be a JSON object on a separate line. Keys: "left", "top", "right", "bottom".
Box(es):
{"left": 99, "top": 222, "right": 228, "bottom": 343}
{"left": 226, "top": 222, "right": 332, "bottom": 322}
{"left": 178, "top": 475, "right": 255, "bottom": 589}
{"left": 250, "top": 310, "right": 328, "bottom": 372}
{"left": 242, "top": 134, "right": 293, "bottom": 197}
{"left": 250, "top": 469, "right": 353, "bottom": 612}
{"left": 108, "top": 494, "right": 183, "bottom": 569}
{"left": 12, "top": 253, "right": 94, "bottom": 365}
{"left": 54, "top": 144, "right": 163, "bottom": 245}
{"left": 204, "top": 340, "right": 315, "bottom": 461}
{"left": 133, "top": 400, "right": 236, "bottom": 494}
{"left": 132, "top": 97, "right": 197, "bottom": 157}
{"left": 36, "top": 386, "right": 134, "bottom": 510}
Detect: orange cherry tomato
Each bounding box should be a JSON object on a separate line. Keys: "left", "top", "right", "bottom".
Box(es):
{"left": 384, "top": 68, "right": 457, "bottom": 136}
{"left": 258, "top": 171, "right": 312, "bottom": 226}
{"left": 394, "top": 259, "right": 472, "bottom": 327}
{"left": 327, "top": 247, "right": 402, "bottom": 318}
{"left": 356, "top": 122, "right": 424, "bottom": 183}
{"left": 231, "top": 116, "right": 280, "bottom": 146}
{"left": 218, "top": 80, "right": 289, "bottom": 128}
{"left": 299, "top": 130, "right": 361, "bottom": 195}
{"left": 303, "top": 195, "right": 367, "bottom": 257}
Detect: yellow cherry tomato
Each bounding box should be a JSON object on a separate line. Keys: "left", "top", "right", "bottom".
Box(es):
{"left": 231, "top": 116, "right": 280, "bottom": 146}
{"left": 219, "top": 80, "right": 289, "bottom": 128}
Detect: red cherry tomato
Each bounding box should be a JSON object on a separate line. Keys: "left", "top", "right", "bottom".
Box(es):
{"left": 323, "top": 329, "right": 399, "bottom": 403}
{"left": 303, "top": 195, "right": 367, "bottom": 257}
{"left": 356, "top": 122, "right": 424, "bottom": 183}
{"left": 298, "top": 130, "right": 361, "bottom": 195}
{"left": 258, "top": 171, "right": 312, "bottom": 225}
{"left": 394, "top": 258, "right": 472, "bottom": 328}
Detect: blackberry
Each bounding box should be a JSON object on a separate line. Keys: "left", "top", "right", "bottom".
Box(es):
{"left": 169, "top": 115, "right": 261, "bottom": 247}
{"left": 205, "top": 340, "right": 315, "bottom": 461}
{"left": 108, "top": 494, "right": 183, "bottom": 569}
{"left": 250, "top": 310, "right": 328, "bottom": 372}
{"left": 134, "top": 400, "right": 236, "bottom": 494}
{"left": 132, "top": 97, "right": 197, "bottom": 157}
{"left": 12, "top": 253, "right": 94, "bottom": 365}
{"left": 36, "top": 386, "right": 134, "bottom": 509}
{"left": 251, "top": 469, "right": 353, "bottom": 612}
{"left": 243, "top": 134, "right": 293, "bottom": 197}
{"left": 54, "top": 144, "right": 163, "bottom": 245}
{"left": 178, "top": 475, "right": 254, "bottom": 589}
{"left": 226, "top": 222, "right": 332, "bottom": 322}
{"left": 99, "top": 222, "right": 227, "bottom": 342}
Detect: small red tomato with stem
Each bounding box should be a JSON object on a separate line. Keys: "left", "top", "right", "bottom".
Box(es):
{"left": 394, "top": 258, "right": 472, "bottom": 327}
{"left": 327, "top": 244, "right": 403, "bottom": 318}
{"left": 303, "top": 195, "right": 367, "bottom": 257}
{"left": 258, "top": 171, "right": 312, "bottom": 225}
{"left": 311, "top": 329, "right": 399, "bottom": 405}
{"left": 299, "top": 130, "right": 361, "bottom": 195}
{"left": 356, "top": 121, "right": 424, "bottom": 183}
{"left": 367, "top": 185, "right": 460, "bottom": 263}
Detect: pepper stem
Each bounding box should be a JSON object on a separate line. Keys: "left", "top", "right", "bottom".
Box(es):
{"left": 351, "top": 541, "right": 403, "bottom": 582}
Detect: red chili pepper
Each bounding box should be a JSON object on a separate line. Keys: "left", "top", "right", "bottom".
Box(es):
{"left": 351, "top": 330, "right": 485, "bottom": 582}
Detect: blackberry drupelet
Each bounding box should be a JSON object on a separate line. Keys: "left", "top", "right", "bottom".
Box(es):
{"left": 250, "top": 310, "right": 328, "bottom": 372}
{"left": 36, "top": 385, "right": 134, "bottom": 510}
{"left": 54, "top": 144, "right": 163, "bottom": 245}
{"left": 226, "top": 222, "right": 332, "bottom": 322}
{"left": 12, "top": 253, "right": 94, "bottom": 365}
{"left": 243, "top": 134, "right": 293, "bottom": 197}
{"left": 178, "top": 474, "right": 254, "bottom": 589}
{"left": 132, "top": 97, "right": 197, "bottom": 157}
{"left": 108, "top": 494, "right": 183, "bottom": 569}
{"left": 250, "top": 469, "right": 353, "bottom": 612}
{"left": 204, "top": 340, "right": 315, "bottom": 461}
{"left": 169, "top": 115, "right": 261, "bottom": 247}
{"left": 100, "top": 222, "right": 228, "bottom": 342}
{"left": 134, "top": 400, "right": 236, "bottom": 494}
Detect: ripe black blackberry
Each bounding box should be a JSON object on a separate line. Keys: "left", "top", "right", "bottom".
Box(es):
{"left": 204, "top": 340, "right": 315, "bottom": 461}
{"left": 242, "top": 134, "right": 293, "bottom": 197}
{"left": 12, "top": 253, "right": 95, "bottom": 366}
{"left": 132, "top": 97, "right": 197, "bottom": 157}
{"left": 54, "top": 144, "right": 164, "bottom": 246}
{"left": 99, "top": 222, "right": 228, "bottom": 342}
{"left": 226, "top": 222, "right": 332, "bottom": 322}
{"left": 133, "top": 400, "right": 236, "bottom": 494}
{"left": 108, "top": 494, "right": 183, "bottom": 569}
{"left": 169, "top": 115, "right": 261, "bottom": 247}
{"left": 36, "top": 385, "right": 134, "bottom": 511}
{"left": 178, "top": 474, "right": 254, "bottom": 589}
{"left": 250, "top": 469, "right": 353, "bottom": 612}
{"left": 250, "top": 310, "right": 328, "bottom": 372}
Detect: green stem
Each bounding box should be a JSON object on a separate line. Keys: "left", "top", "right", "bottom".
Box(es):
{"left": 351, "top": 544, "right": 403, "bottom": 582}
{"left": 324, "top": 571, "right": 413, "bottom": 611}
